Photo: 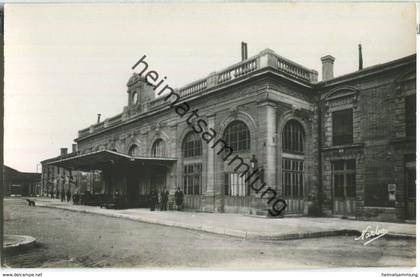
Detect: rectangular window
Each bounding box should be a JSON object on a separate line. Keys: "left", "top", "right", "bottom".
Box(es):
{"left": 183, "top": 164, "right": 202, "bottom": 195}
{"left": 332, "top": 109, "right": 353, "bottom": 145}
{"left": 405, "top": 95, "right": 416, "bottom": 137}
{"left": 224, "top": 172, "right": 249, "bottom": 197}
{"left": 282, "top": 158, "right": 304, "bottom": 198}
{"left": 332, "top": 160, "right": 356, "bottom": 199}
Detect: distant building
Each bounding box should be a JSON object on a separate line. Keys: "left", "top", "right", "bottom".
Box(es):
{"left": 40, "top": 146, "right": 100, "bottom": 198}
{"left": 41, "top": 46, "right": 416, "bottom": 222}
{"left": 3, "top": 165, "right": 41, "bottom": 197}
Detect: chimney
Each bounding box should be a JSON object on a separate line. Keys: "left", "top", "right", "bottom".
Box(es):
{"left": 97, "top": 113, "right": 101, "bottom": 123}
{"left": 72, "top": 144, "right": 77, "bottom": 153}
{"left": 358, "top": 44, "right": 363, "bottom": 70}
{"left": 60, "top": 148, "right": 68, "bottom": 156}
{"left": 320, "top": 55, "right": 335, "bottom": 81}
{"left": 241, "top": 42, "right": 248, "bottom": 61}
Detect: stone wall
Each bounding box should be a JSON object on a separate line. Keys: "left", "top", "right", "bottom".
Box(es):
{"left": 319, "top": 62, "right": 416, "bottom": 222}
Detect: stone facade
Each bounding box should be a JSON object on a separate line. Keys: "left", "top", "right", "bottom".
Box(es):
{"left": 318, "top": 57, "right": 416, "bottom": 222}
{"left": 3, "top": 165, "right": 41, "bottom": 197}
{"left": 41, "top": 49, "right": 416, "bottom": 222}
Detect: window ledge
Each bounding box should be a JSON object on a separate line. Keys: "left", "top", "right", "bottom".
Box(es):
{"left": 227, "top": 150, "right": 251, "bottom": 155}
{"left": 362, "top": 206, "right": 396, "bottom": 210}
{"left": 390, "top": 136, "right": 416, "bottom": 144}
{"left": 224, "top": 195, "right": 252, "bottom": 198}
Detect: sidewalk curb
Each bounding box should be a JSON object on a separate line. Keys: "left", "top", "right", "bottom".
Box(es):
{"left": 36, "top": 203, "right": 416, "bottom": 241}
{"left": 4, "top": 235, "right": 37, "bottom": 254}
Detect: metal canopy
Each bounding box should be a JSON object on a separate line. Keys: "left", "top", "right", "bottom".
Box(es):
{"left": 45, "top": 150, "right": 177, "bottom": 171}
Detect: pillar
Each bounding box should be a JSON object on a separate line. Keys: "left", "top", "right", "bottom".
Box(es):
{"left": 203, "top": 114, "right": 216, "bottom": 212}
{"left": 259, "top": 101, "right": 277, "bottom": 189}
{"left": 206, "top": 115, "right": 216, "bottom": 195}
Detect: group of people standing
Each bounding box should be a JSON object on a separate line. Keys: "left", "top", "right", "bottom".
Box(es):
{"left": 48, "top": 176, "right": 76, "bottom": 203}
{"left": 148, "top": 187, "right": 184, "bottom": 211}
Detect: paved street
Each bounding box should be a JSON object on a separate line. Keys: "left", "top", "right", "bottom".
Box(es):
{"left": 3, "top": 198, "right": 416, "bottom": 268}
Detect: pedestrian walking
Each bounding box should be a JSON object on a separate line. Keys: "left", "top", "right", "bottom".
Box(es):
{"left": 160, "top": 188, "right": 169, "bottom": 211}
{"left": 175, "top": 187, "right": 184, "bottom": 211}
{"left": 149, "top": 189, "right": 158, "bottom": 211}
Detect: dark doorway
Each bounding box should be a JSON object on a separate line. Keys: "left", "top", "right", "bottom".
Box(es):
{"left": 332, "top": 160, "right": 356, "bottom": 217}
{"left": 405, "top": 155, "right": 416, "bottom": 220}
{"left": 151, "top": 174, "right": 166, "bottom": 195}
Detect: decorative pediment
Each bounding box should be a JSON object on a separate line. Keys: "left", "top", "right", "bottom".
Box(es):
{"left": 323, "top": 86, "right": 359, "bottom": 111}
{"left": 324, "top": 86, "right": 359, "bottom": 100}
{"left": 395, "top": 71, "right": 416, "bottom": 96}
{"left": 127, "top": 73, "right": 144, "bottom": 87}
{"left": 127, "top": 104, "right": 142, "bottom": 117}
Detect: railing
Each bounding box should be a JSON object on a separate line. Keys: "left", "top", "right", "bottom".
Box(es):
{"left": 149, "top": 96, "right": 169, "bottom": 109}
{"left": 179, "top": 79, "right": 208, "bottom": 97}
{"left": 78, "top": 127, "right": 90, "bottom": 137}
{"left": 78, "top": 114, "right": 122, "bottom": 138}
{"left": 108, "top": 114, "right": 122, "bottom": 126}
{"left": 217, "top": 58, "right": 258, "bottom": 85}
{"left": 93, "top": 122, "right": 105, "bottom": 131}
{"left": 276, "top": 55, "right": 312, "bottom": 82}
{"left": 77, "top": 49, "right": 318, "bottom": 139}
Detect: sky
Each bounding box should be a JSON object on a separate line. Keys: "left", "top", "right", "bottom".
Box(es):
{"left": 4, "top": 3, "right": 416, "bottom": 172}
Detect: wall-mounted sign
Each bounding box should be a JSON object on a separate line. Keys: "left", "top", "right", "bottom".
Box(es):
{"left": 387, "top": 184, "right": 397, "bottom": 192}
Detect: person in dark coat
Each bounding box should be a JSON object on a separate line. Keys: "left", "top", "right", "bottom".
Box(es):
{"left": 50, "top": 184, "right": 54, "bottom": 199}
{"left": 175, "top": 187, "right": 184, "bottom": 211}
{"left": 47, "top": 181, "right": 54, "bottom": 198}
{"left": 61, "top": 189, "right": 66, "bottom": 202}
{"left": 56, "top": 177, "right": 61, "bottom": 199}
{"left": 73, "top": 192, "right": 79, "bottom": 205}
{"left": 149, "top": 190, "right": 158, "bottom": 211}
{"left": 160, "top": 188, "right": 169, "bottom": 211}
{"left": 66, "top": 189, "right": 71, "bottom": 202}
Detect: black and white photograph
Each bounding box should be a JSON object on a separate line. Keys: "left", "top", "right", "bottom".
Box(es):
{"left": 1, "top": 2, "right": 418, "bottom": 274}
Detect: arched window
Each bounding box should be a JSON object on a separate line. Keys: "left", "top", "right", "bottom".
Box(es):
{"left": 282, "top": 120, "right": 305, "bottom": 208}
{"left": 282, "top": 120, "right": 304, "bottom": 154}
{"left": 183, "top": 132, "right": 202, "bottom": 158}
{"left": 223, "top": 121, "right": 250, "bottom": 152}
{"left": 128, "top": 144, "right": 139, "bottom": 156}
{"left": 151, "top": 139, "right": 165, "bottom": 157}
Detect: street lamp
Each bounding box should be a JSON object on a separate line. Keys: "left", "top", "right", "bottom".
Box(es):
{"left": 250, "top": 155, "right": 257, "bottom": 171}
{"left": 250, "top": 154, "right": 265, "bottom": 182}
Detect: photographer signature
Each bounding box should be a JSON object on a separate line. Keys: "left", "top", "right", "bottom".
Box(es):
{"left": 354, "top": 225, "right": 388, "bottom": 246}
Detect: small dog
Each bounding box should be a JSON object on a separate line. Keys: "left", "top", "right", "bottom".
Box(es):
{"left": 26, "top": 199, "right": 35, "bottom": 207}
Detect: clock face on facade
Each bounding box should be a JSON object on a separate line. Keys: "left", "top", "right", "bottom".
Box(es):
{"left": 132, "top": 92, "right": 138, "bottom": 105}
